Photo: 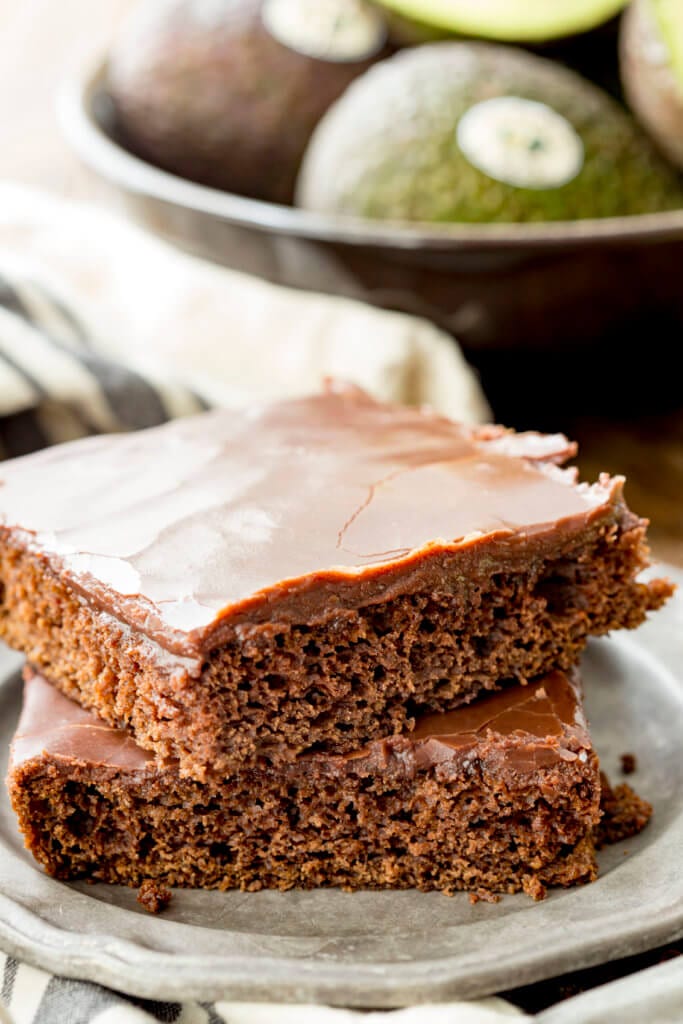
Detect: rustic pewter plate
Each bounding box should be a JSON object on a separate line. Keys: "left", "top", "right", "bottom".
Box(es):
{"left": 0, "top": 571, "right": 682, "bottom": 1008}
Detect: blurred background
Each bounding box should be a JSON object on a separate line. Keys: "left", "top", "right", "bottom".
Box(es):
{"left": 0, "top": 0, "right": 682, "bottom": 565}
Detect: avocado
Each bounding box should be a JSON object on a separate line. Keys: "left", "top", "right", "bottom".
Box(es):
{"left": 107, "top": 0, "right": 391, "bottom": 204}
{"left": 296, "top": 42, "right": 683, "bottom": 223}
{"left": 371, "top": 0, "right": 628, "bottom": 42}
{"left": 621, "top": 0, "right": 683, "bottom": 169}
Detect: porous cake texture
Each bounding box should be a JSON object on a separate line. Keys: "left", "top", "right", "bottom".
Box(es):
{"left": 0, "top": 385, "right": 671, "bottom": 778}
{"left": 9, "top": 667, "right": 602, "bottom": 898}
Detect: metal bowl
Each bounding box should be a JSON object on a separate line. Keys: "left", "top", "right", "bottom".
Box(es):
{"left": 60, "top": 62, "right": 683, "bottom": 377}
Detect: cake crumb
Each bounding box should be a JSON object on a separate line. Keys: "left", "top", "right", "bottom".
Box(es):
{"left": 469, "top": 889, "right": 501, "bottom": 905}
{"left": 137, "top": 879, "right": 172, "bottom": 914}
{"left": 597, "top": 772, "right": 652, "bottom": 848}
{"left": 522, "top": 876, "right": 547, "bottom": 902}
{"left": 620, "top": 752, "right": 637, "bottom": 775}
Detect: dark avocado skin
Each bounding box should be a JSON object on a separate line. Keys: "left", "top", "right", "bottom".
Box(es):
{"left": 108, "top": 0, "right": 391, "bottom": 204}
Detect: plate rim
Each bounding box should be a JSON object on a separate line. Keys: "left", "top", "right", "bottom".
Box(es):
{"left": 1, "top": 858, "right": 683, "bottom": 1006}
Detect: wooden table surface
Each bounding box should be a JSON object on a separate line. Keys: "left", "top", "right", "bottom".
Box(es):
{"left": 0, "top": 0, "right": 681, "bottom": 570}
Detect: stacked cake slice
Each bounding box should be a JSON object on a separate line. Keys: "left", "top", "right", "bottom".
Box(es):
{"left": 0, "top": 384, "right": 670, "bottom": 898}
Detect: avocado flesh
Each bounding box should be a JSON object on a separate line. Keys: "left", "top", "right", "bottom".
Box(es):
{"left": 297, "top": 42, "right": 683, "bottom": 223}
{"left": 652, "top": 0, "right": 683, "bottom": 91}
{"left": 373, "top": 0, "right": 627, "bottom": 42}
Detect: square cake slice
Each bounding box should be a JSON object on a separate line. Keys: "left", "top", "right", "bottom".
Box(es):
{"left": 9, "top": 666, "right": 601, "bottom": 898}
{"left": 0, "top": 384, "right": 671, "bottom": 777}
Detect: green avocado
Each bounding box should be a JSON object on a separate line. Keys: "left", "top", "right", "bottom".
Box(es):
{"left": 371, "top": 0, "right": 628, "bottom": 42}
{"left": 296, "top": 42, "right": 683, "bottom": 223}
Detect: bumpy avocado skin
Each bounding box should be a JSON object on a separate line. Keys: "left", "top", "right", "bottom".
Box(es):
{"left": 108, "top": 0, "right": 390, "bottom": 204}
{"left": 297, "top": 42, "right": 683, "bottom": 222}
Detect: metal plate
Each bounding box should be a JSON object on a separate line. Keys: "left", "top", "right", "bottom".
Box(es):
{"left": 0, "top": 572, "right": 682, "bottom": 1008}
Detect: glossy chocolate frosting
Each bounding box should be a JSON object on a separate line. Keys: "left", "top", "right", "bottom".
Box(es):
{"left": 12, "top": 667, "right": 589, "bottom": 778}
{"left": 0, "top": 384, "right": 624, "bottom": 656}
{"left": 12, "top": 669, "right": 153, "bottom": 772}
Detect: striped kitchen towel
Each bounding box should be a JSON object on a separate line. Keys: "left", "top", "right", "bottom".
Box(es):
{"left": 0, "top": 268, "right": 204, "bottom": 459}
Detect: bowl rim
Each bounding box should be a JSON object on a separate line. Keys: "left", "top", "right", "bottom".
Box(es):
{"left": 58, "top": 59, "right": 683, "bottom": 252}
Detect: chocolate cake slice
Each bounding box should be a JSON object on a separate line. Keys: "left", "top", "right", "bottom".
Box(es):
{"left": 0, "top": 384, "right": 671, "bottom": 777}
{"left": 9, "top": 666, "right": 602, "bottom": 898}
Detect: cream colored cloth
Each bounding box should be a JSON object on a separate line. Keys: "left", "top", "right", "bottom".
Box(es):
{"left": 0, "top": 184, "right": 489, "bottom": 440}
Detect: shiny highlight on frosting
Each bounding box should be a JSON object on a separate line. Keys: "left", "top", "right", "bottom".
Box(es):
{"left": 0, "top": 385, "right": 621, "bottom": 655}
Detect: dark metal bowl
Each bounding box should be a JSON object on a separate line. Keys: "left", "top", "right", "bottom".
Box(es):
{"left": 59, "top": 62, "right": 683, "bottom": 418}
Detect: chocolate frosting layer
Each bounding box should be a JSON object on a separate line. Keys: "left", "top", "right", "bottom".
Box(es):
{"left": 339, "top": 668, "right": 589, "bottom": 775}
{"left": 12, "top": 670, "right": 153, "bottom": 771}
{"left": 0, "top": 384, "right": 623, "bottom": 656}
{"left": 12, "top": 667, "right": 589, "bottom": 778}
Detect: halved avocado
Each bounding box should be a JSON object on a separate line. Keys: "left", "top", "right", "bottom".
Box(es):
{"left": 620, "top": 0, "right": 683, "bottom": 169}
{"left": 373, "top": 0, "right": 628, "bottom": 42}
